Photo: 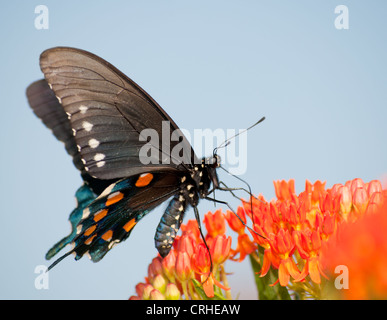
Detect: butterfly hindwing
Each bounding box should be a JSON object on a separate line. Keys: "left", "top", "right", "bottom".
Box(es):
{"left": 48, "top": 171, "right": 181, "bottom": 267}
{"left": 45, "top": 184, "right": 96, "bottom": 260}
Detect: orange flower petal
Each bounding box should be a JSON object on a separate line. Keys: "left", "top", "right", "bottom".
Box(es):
{"left": 278, "top": 261, "right": 290, "bottom": 286}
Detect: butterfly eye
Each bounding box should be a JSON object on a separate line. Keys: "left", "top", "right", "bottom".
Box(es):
{"left": 206, "top": 154, "right": 221, "bottom": 168}
{"left": 215, "top": 155, "right": 221, "bottom": 167}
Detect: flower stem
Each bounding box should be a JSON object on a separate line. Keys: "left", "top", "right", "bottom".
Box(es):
{"left": 220, "top": 264, "right": 232, "bottom": 300}
{"left": 181, "top": 280, "right": 190, "bottom": 300}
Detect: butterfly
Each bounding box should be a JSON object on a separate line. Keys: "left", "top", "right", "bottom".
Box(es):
{"left": 27, "top": 47, "right": 262, "bottom": 270}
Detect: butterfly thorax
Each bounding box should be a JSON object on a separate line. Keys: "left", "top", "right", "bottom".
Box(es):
{"left": 180, "top": 155, "right": 220, "bottom": 207}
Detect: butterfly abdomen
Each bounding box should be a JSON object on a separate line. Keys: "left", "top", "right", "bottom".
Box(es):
{"left": 155, "top": 192, "right": 187, "bottom": 257}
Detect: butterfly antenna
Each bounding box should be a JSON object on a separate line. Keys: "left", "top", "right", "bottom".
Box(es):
{"left": 212, "top": 116, "right": 265, "bottom": 226}
{"left": 213, "top": 141, "right": 230, "bottom": 158}
{"left": 214, "top": 116, "right": 265, "bottom": 154}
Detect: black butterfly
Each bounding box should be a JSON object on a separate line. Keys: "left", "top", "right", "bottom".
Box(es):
{"left": 27, "top": 47, "right": 261, "bottom": 270}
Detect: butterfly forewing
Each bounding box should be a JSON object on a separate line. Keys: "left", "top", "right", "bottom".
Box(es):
{"left": 27, "top": 79, "right": 84, "bottom": 172}
{"left": 26, "top": 79, "right": 119, "bottom": 195}
{"left": 39, "top": 47, "right": 197, "bottom": 181}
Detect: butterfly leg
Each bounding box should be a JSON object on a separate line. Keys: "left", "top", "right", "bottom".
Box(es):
{"left": 204, "top": 196, "right": 265, "bottom": 239}
{"left": 217, "top": 182, "right": 256, "bottom": 217}
{"left": 193, "top": 206, "right": 213, "bottom": 281}
{"left": 218, "top": 182, "right": 252, "bottom": 198}
{"left": 207, "top": 184, "right": 252, "bottom": 201}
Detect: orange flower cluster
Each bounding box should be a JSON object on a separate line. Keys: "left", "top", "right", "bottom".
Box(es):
{"left": 130, "top": 177, "right": 386, "bottom": 300}
{"left": 235, "top": 178, "right": 385, "bottom": 293}
{"left": 322, "top": 183, "right": 387, "bottom": 299}
{"left": 129, "top": 211, "right": 232, "bottom": 300}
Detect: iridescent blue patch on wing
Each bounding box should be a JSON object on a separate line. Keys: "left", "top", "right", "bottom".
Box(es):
{"left": 45, "top": 184, "right": 96, "bottom": 260}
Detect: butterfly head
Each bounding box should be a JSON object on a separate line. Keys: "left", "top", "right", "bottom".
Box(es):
{"left": 205, "top": 154, "right": 221, "bottom": 168}
{"left": 192, "top": 155, "right": 220, "bottom": 198}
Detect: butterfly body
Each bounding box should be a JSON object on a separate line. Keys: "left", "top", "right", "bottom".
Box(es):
{"left": 27, "top": 47, "right": 225, "bottom": 268}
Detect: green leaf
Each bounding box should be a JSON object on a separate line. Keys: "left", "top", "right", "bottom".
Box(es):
{"left": 249, "top": 251, "right": 291, "bottom": 300}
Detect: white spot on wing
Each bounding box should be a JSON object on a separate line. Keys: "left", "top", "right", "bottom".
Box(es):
{"left": 94, "top": 153, "right": 105, "bottom": 161}
{"left": 98, "top": 183, "right": 116, "bottom": 199}
{"left": 96, "top": 161, "right": 105, "bottom": 167}
{"left": 82, "top": 208, "right": 90, "bottom": 219}
{"left": 108, "top": 239, "right": 120, "bottom": 249}
{"left": 82, "top": 121, "right": 93, "bottom": 132}
{"left": 94, "top": 153, "right": 106, "bottom": 168}
{"left": 88, "top": 138, "right": 100, "bottom": 149}
{"left": 79, "top": 105, "right": 88, "bottom": 114}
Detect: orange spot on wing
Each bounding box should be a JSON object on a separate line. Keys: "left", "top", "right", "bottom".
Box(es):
{"left": 106, "top": 192, "right": 124, "bottom": 206}
{"left": 94, "top": 209, "right": 108, "bottom": 222}
{"left": 135, "top": 173, "right": 154, "bottom": 187}
{"left": 84, "top": 234, "right": 97, "bottom": 245}
{"left": 123, "top": 219, "right": 136, "bottom": 232}
{"left": 84, "top": 225, "right": 96, "bottom": 236}
{"left": 101, "top": 230, "right": 113, "bottom": 242}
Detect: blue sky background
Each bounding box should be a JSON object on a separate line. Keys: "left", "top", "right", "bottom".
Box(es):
{"left": 0, "top": 1, "right": 386, "bottom": 299}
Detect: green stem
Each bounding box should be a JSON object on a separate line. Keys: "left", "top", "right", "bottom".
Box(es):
{"left": 181, "top": 280, "right": 190, "bottom": 300}
{"left": 220, "top": 264, "right": 232, "bottom": 300}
